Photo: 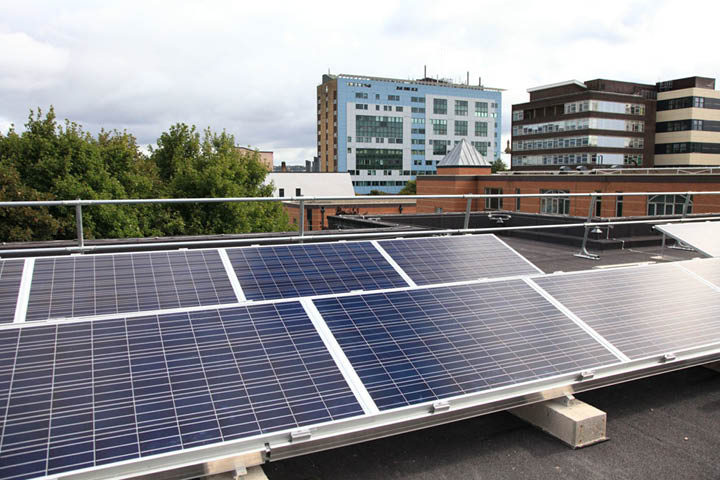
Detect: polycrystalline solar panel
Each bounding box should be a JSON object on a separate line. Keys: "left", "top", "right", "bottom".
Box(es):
{"left": 655, "top": 221, "right": 720, "bottom": 257}
{"left": 0, "top": 302, "right": 363, "bottom": 480}
{"left": 532, "top": 263, "right": 720, "bottom": 360}
{"left": 0, "top": 260, "right": 24, "bottom": 324}
{"left": 25, "top": 250, "right": 237, "bottom": 321}
{"left": 378, "top": 235, "right": 541, "bottom": 286}
{"left": 314, "top": 279, "right": 618, "bottom": 411}
{"left": 680, "top": 258, "right": 720, "bottom": 287}
{"left": 226, "top": 242, "right": 409, "bottom": 301}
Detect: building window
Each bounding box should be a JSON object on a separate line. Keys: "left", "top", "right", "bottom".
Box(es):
{"left": 455, "top": 100, "right": 468, "bottom": 116}
{"left": 431, "top": 119, "right": 448, "bottom": 135}
{"left": 278, "top": 188, "right": 284, "bottom": 198}
{"left": 471, "top": 141, "right": 488, "bottom": 156}
{"left": 474, "top": 121, "right": 488, "bottom": 137}
{"left": 515, "top": 188, "right": 521, "bottom": 211}
{"left": 476, "top": 102, "right": 489, "bottom": 118}
{"left": 295, "top": 188, "right": 302, "bottom": 197}
{"left": 355, "top": 92, "right": 368, "bottom": 99}
{"left": 647, "top": 194, "right": 692, "bottom": 216}
{"left": 432, "top": 140, "right": 451, "bottom": 155}
{"left": 454, "top": 120, "right": 468, "bottom": 136}
{"left": 484, "top": 188, "right": 503, "bottom": 210}
{"left": 433, "top": 98, "right": 447, "bottom": 115}
{"left": 388, "top": 94, "right": 400, "bottom": 101}
{"left": 396, "top": 106, "right": 403, "bottom": 112}
{"left": 540, "top": 189, "right": 570, "bottom": 215}
{"left": 594, "top": 191, "right": 602, "bottom": 217}
{"left": 615, "top": 194, "right": 623, "bottom": 217}
{"left": 511, "top": 109, "right": 522, "bottom": 121}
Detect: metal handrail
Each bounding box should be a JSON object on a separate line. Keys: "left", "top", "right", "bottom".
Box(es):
{"left": 1, "top": 191, "right": 719, "bottom": 254}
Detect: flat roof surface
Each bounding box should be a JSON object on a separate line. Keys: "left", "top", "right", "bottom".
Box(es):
{"left": 263, "top": 237, "right": 717, "bottom": 480}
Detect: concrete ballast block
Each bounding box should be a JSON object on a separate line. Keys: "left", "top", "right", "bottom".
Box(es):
{"left": 510, "top": 395, "right": 607, "bottom": 448}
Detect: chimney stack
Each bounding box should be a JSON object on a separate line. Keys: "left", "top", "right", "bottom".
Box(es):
{"left": 281, "top": 161, "right": 287, "bottom": 173}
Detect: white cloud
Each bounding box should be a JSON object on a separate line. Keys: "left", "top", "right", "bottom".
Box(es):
{"left": 0, "top": 32, "right": 69, "bottom": 90}
{"left": 0, "top": 0, "right": 718, "bottom": 165}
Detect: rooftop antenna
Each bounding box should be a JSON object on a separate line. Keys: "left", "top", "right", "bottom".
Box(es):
{"left": 424, "top": 65, "right": 427, "bottom": 78}
{"left": 467, "top": 71, "right": 470, "bottom": 85}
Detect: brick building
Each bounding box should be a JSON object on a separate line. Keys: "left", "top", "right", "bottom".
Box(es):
{"left": 417, "top": 145, "right": 720, "bottom": 216}
{"left": 511, "top": 76, "right": 720, "bottom": 170}
{"left": 237, "top": 146, "right": 273, "bottom": 171}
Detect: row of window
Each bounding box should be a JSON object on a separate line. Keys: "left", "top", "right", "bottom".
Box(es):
{"left": 355, "top": 148, "right": 403, "bottom": 170}
{"left": 656, "top": 119, "right": 720, "bottom": 133}
{"left": 655, "top": 142, "right": 720, "bottom": 154}
{"left": 512, "top": 153, "right": 643, "bottom": 166}
{"left": 564, "top": 100, "right": 646, "bottom": 116}
{"left": 356, "top": 103, "right": 404, "bottom": 112}
{"left": 356, "top": 115, "right": 403, "bottom": 139}
{"left": 513, "top": 135, "right": 644, "bottom": 151}
{"left": 432, "top": 99, "right": 497, "bottom": 117}
{"left": 354, "top": 92, "right": 403, "bottom": 101}
{"left": 485, "top": 189, "right": 691, "bottom": 218}
{"left": 657, "top": 96, "right": 720, "bottom": 111}
{"left": 512, "top": 118, "right": 645, "bottom": 136}
{"left": 429, "top": 119, "right": 491, "bottom": 137}
{"left": 349, "top": 169, "right": 436, "bottom": 176}
{"left": 352, "top": 181, "right": 409, "bottom": 187}
{"left": 350, "top": 138, "right": 403, "bottom": 145}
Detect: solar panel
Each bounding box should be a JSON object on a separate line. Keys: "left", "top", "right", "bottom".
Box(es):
{"left": 0, "top": 302, "right": 364, "bottom": 480}
{"left": 313, "top": 279, "right": 619, "bottom": 411}
{"left": 679, "top": 258, "right": 720, "bottom": 288}
{"left": 226, "top": 242, "right": 409, "bottom": 301}
{"left": 0, "top": 260, "right": 24, "bottom": 324}
{"left": 532, "top": 263, "right": 720, "bottom": 360}
{"left": 655, "top": 221, "right": 720, "bottom": 257}
{"left": 25, "top": 250, "right": 238, "bottom": 322}
{"left": 377, "top": 235, "right": 542, "bottom": 286}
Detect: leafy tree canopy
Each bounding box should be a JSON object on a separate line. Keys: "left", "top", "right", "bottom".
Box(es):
{"left": 398, "top": 180, "right": 416, "bottom": 195}
{"left": 0, "top": 108, "right": 290, "bottom": 242}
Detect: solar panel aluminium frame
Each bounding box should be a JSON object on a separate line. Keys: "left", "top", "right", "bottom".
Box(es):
{"left": 38, "top": 273, "right": 720, "bottom": 480}
{"left": 655, "top": 221, "right": 720, "bottom": 258}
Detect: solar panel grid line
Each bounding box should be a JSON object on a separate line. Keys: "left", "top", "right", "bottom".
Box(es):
{"left": 12, "top": 259, "right": 33, "bottom": 324}
{"left": 532, "top": 263, "right": 720, "bottom": 361}
{"left": 490, "top": 234, "right": 545, "bottom": 274}
{"left": 314, "top": 281, "right": 620, "bottom": 411}
{"left": 23, "top": 250, "right": 237, "bottom": 323}
{"left": 301, "top": 298, "right": 379, "bottom": 415}
{"left": 522, "top": 277, "right": 630, "bottom": 363}
{"left": 225, "top": 242, "right": 410, "bottom": 302}
{"left": 377, "top": 235, "right": 542, "bottom": 286}
{"left": 218, "top": 249, "right": 246, "bottom": 302}
{"left": 0, "top": 304, "right": 365, "bottom": 480}
{"left": 676, "top": 261, "right": 720, "bottom": 292}
{"left": 369, "top": 240, "right": 417, "bottom": 288}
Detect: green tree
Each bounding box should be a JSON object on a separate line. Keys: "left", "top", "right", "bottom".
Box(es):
{"left": 491, "top": 158, "right": 508, "bottom": 173}
{"left": 398, "top": 180, "right": 416, "bottom": 195}
{"left": 0, "top": 108, "right": 147, "bottom": 240}
{"left": 151, "top": 124, "right": 290, "bottom": 234}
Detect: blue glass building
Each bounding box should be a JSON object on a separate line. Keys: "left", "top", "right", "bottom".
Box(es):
{"left": 317, "top": 74, "right": 503, "bottom": 194}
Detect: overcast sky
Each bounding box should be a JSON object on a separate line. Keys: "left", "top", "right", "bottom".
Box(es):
{"left": 1, "top": 0, "right": 717, "bottom": 165}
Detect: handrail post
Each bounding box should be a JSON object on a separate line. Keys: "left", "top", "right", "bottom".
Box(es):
{"left": 681, "top": 191, "right": 692, "bottom": 218}
{"left": 75, "top": 201, "right": 84, "bottom": 252}
{"left": 463, "top": 198, "right": 472, "bottom": 230}
{"left": 574, "top": 193, "right": 599, "bottom": 260}
{"left": 298, "top": 199, "right": 305, "bottom": 239}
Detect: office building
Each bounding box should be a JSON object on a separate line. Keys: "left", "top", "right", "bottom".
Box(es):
{"left": 317, "top": 73, "right": 503, "bottom": 194}
{"left": 655, "top": 76, "right": 720, "bottom": 166}
{"left": 511, "top": 76, "right": 720, "bottom": 170}
{"left": 511, "top": 79, "right": 656, "bottom": 169}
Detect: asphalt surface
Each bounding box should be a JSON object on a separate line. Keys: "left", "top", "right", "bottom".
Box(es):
{"left": 264, "top": 367, "right": 720, "bottom": 480}
{"left": 264, "top": 239, "right": 718, "bottom": 480}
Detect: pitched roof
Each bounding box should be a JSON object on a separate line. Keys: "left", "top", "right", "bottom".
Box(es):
{"left": 437, "top": 138, "right": 491, "bottom": 167}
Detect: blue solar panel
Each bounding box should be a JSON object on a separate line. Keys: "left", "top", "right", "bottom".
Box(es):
{"left": 0, "top": 260, "right": 23, "bottom": 324}
{"left": 378, "top": 235, "right": 541, "bottom": 286}
{"left": 533, "top": 263, "right": 720, "bottom": 360}
{"left": 226, "top": 242, "right": 409, "bottom": 301}
{"left": 314, "top": 280, "right": 619, "bottom": 411}
{"left": 0, "top": 302, "right": 364, "bottom": 480}
{"left": 25, "top": 250, "right": 237, "bottom": 321}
